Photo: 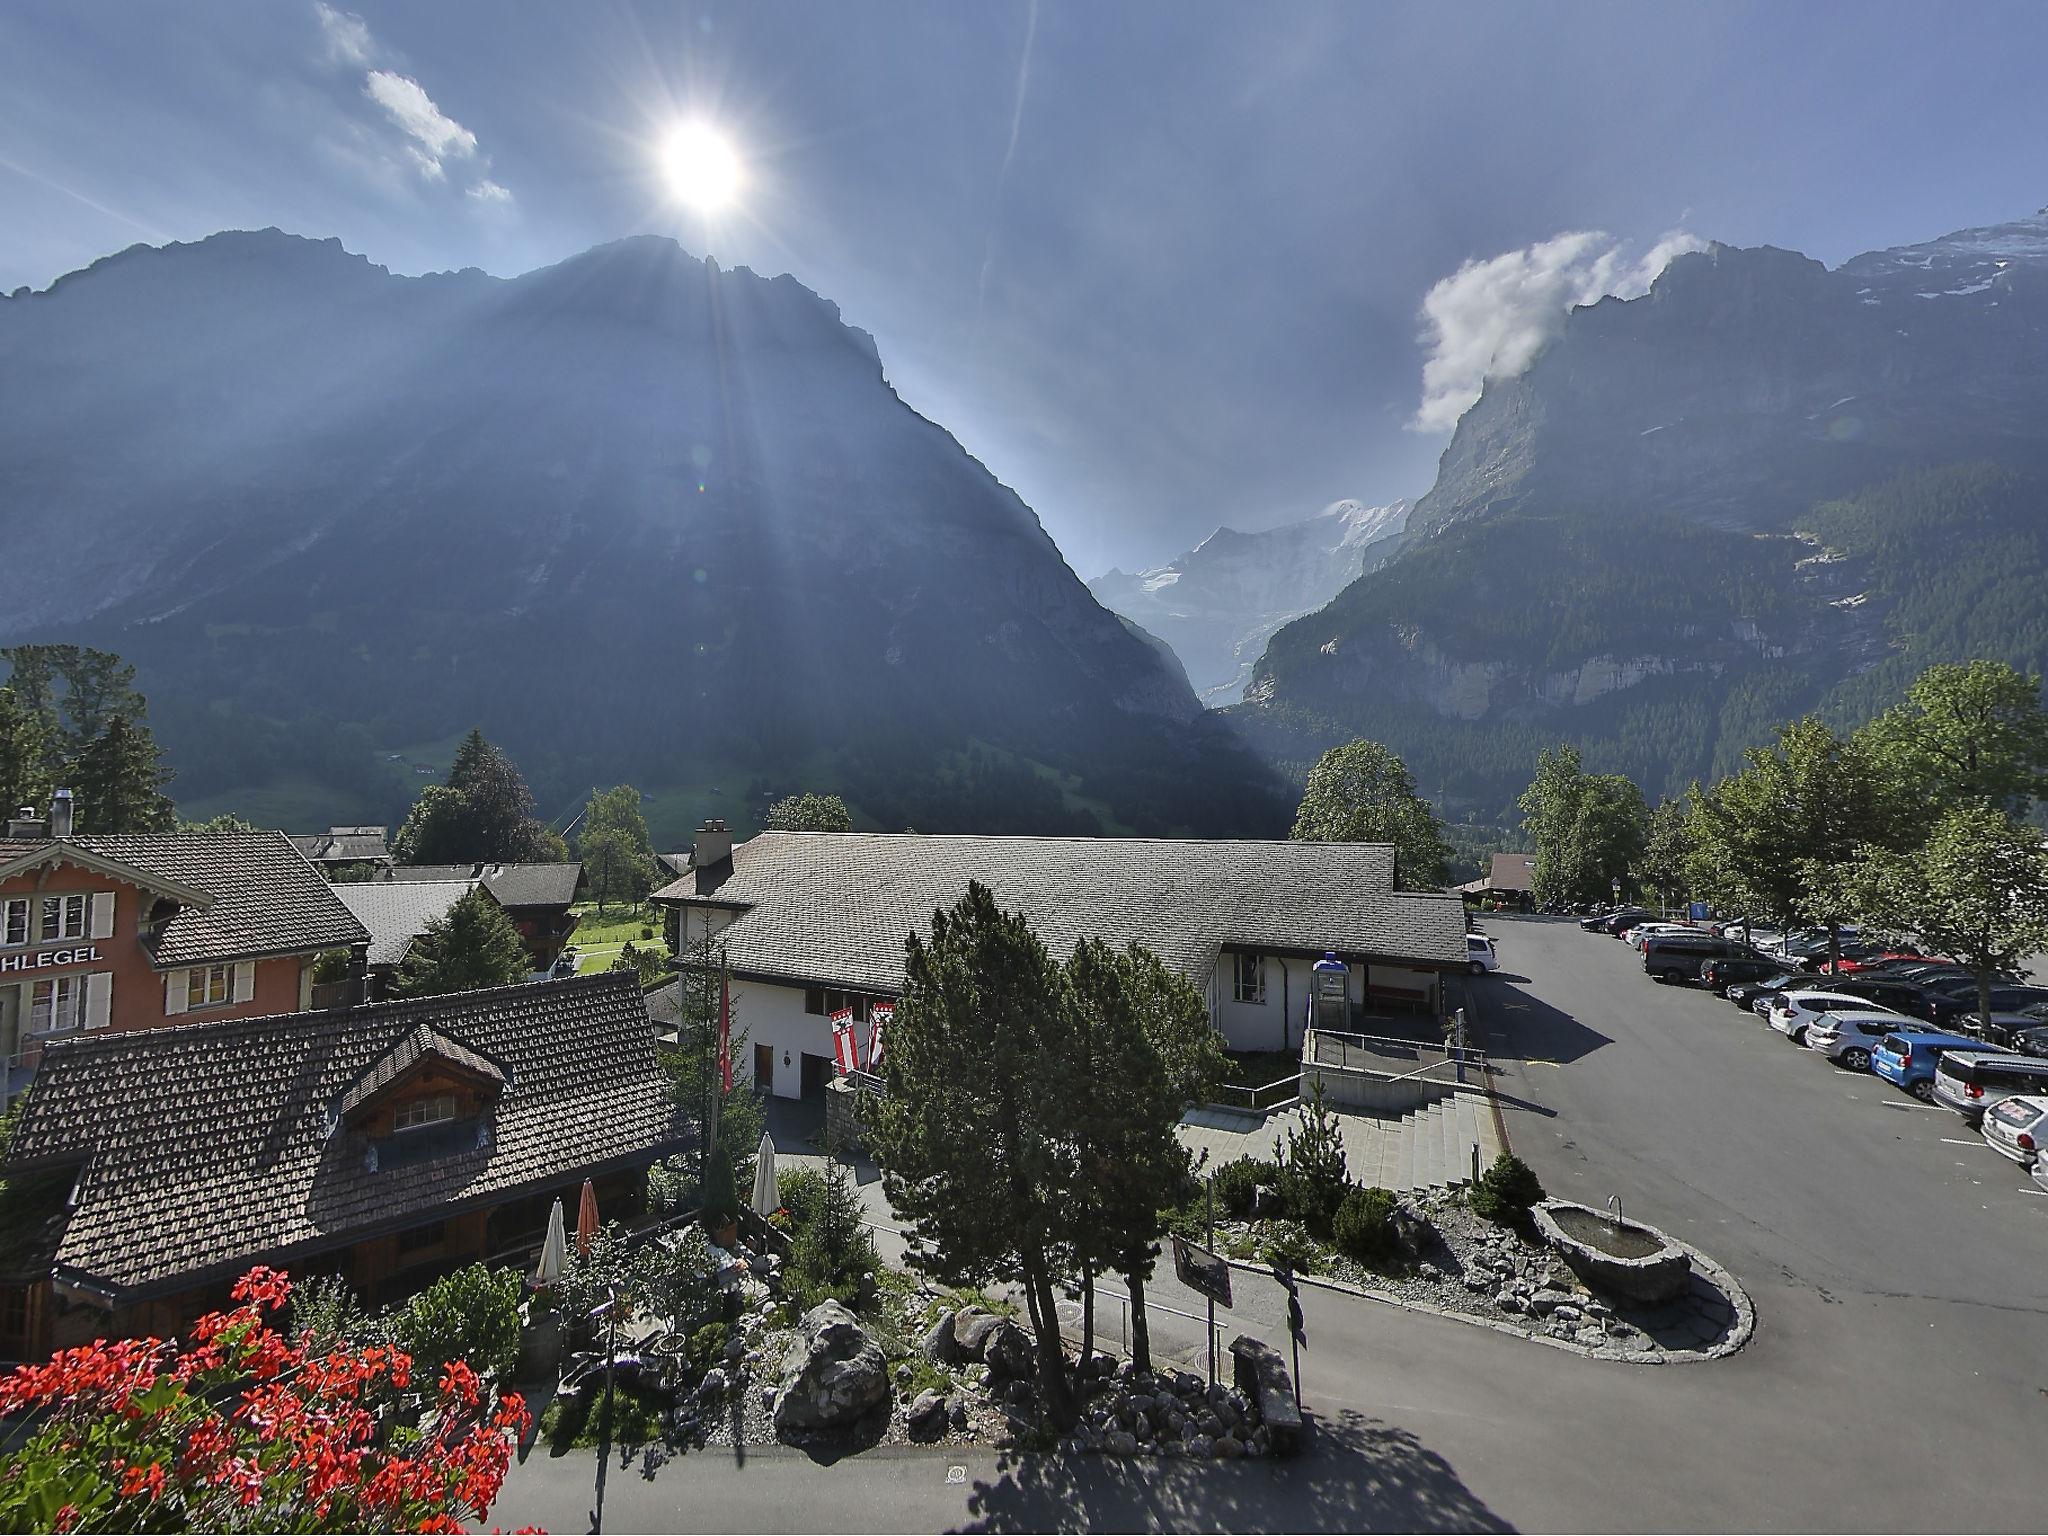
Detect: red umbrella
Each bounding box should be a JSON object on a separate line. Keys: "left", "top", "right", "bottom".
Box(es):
{"left": 575, "top": 1178, "right": 599, "bottom": 1259}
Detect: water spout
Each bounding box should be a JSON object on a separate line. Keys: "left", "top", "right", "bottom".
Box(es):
{"left": 1607, "top": 1194, "right": 1624, "bottom": 1234}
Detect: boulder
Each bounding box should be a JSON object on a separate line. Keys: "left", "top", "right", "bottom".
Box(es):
{"left": 952, "top": 1308, "right": 1005, "bottom": 1358}
{"left": 1527, "top": 1289, "right": 1571, "bottom": 1318}
{"left": 906, "top": 1389, "right": 950, "bottom": 1440}
{"left": 1230, "top": 1336, "right": 1302, "bottom": 1454}
{"left": 697, "top": 1366, "right": 728, "bottom": 1401}
{"left": 1214, "top": 1435, "right": 1244, "bottom": 1458}
{"left": 771, "top": 1301, "right": 890, "bottom": 1436}
{"left": 1105, "top": 1429, "right": 1139, "bottom": 1456}
{"left": 921, "top": 1308, "right": 962, "bottom": 1364}
{"left": 947, "top": 1394, "right": 971, "bottom": 1431}
{"left": 982, "top": 1319, "right": 1036, "bottom": 1379}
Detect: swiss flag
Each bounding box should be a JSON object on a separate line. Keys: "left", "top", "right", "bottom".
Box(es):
{"left": 867, "top": 1002, "right": 894, "bottom": 1072}
{"left": 831, "top": 1008, "right": 859, "bottom": 1074}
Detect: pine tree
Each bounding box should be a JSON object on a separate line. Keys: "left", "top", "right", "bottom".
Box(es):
{"left": 393, "top": 889, "right": 533, "bottom": 996}
{"left": 0, "top": 685, "right": 56, "bottom": 817}
{"left": 392, "top": 731, "right": 557, "bottom": 864}
{"left": 69, "top": 715, "right": 175, "bottom": 833}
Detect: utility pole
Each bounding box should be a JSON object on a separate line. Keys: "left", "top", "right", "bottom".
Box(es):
{"left": 1205, "top": 1170, "right": 1217, "bottom": 1387}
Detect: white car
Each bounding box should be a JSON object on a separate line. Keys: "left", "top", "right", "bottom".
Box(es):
{"left": 1465, "top": 933, "right": 1499, "bottom": 975}
{"left": 1802, "top": 1010, "right": 1909, "bottom": 1071}
{"left": 1626, "top": 922, "right": 1703, "bottom": 950}
{"left": 1982, "top": 1094, "right": 2048, "bottom": 1168}
{"left": 1767, "top": 990, "right": 1903, "bottom": 1045}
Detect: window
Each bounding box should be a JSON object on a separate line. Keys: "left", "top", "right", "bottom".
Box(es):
{"left": 396, "top": 1219, "right": 447, "bottom": 1254}
{"left": 187, "top": 964, "right": 233, "bottom": 1010}
{"left": 804, "top": 988, "right": 824, "bottom": 1015}
{"left": 394, "top": 1094, "right": 458, "bottom": 1131}
{"left": 38, "top": 894, "right": 86, "bottom": 943}
{"left": 2, "top": 898, "right": 27, "bottom": 948}
{"left": 29, "top": 977, "right": 84, "bottom": 1036}
{"left": 1234, "top": 952, "right": 1266, "bottom": 1005}
{"left": 805, "top": 988, "right": 870, "bottom": 1020}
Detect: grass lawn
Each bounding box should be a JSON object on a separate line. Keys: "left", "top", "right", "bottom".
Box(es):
{"left": 570, "top": 902, "right": 664, "bottom": 946}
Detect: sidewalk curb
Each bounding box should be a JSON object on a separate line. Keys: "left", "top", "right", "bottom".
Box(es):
{"left": 1221, "top": 1235, "right": 1754, "bottom": 1367}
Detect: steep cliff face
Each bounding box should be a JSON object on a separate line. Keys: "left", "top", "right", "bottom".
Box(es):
{"left": 1234, "top": 210, "right": 2048, "bottom": 815}
{"left": 0, "top": 231, "right": 1288, "bottom": 837}
{"left": 1089, "top": 498, "right": 1410, "bottom": 703}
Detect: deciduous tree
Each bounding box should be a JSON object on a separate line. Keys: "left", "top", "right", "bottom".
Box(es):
{"left": 579, "top": 784, "right": 660, "bottom": 911}
{"left": 1859, "top": 659, "right": 2048, "bottom": 818}
{"left": 765, "top": 792, "right": 854, "bottom": 833}
{"left": 1292, "top": 739, "right": 1454, "bottom": 889}
{"left": 1518, "top": 747, "right": 1648, "bottom": 906}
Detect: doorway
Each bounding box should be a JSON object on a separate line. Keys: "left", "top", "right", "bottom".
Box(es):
{"left": 800, "top": 1051, "right": 833, "bottom": 1098}
{"left": 753, "top": 1042, "right": 773, "bottom": 1094}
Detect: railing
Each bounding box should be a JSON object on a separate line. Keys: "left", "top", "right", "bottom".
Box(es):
{"left": 838, "top": 1068, "right": 885, "bottom": 1095}
{"left": 1304, "top": 1026, "right": 1492, "bottom": 1099}
{"left": 1212, "top": 1073, "right": 1302, "bottom": 1115}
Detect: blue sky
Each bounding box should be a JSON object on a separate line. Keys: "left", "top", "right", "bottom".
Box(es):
{"left": 4, "top": 1, "right": 2046, "bottom": 576}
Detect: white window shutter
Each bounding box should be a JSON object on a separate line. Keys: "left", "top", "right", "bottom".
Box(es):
{"left": 233, "top": 962, "right": 255, "bottom": 1004}
{"left": 164, "top": 971, "right": 189, "bottom": 1016}
{"left": 84, "top": 972, "right": 112, "bottom": 1030}
{"left": 89, "top": 892, "right": 115, "bottom": 940}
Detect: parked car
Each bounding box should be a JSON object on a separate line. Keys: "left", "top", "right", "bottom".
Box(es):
{"left": 1980, "top": 1095, "right": 2048, "bottom": 1169}
{"left": 1766, "top": 990, "right": 1903, "bottom": 1044}
{"left": 1589, "top": 907, "right": 1652, "bottom": 936}
{"left": 1918, "top": 975, "right": 2036, "bottom": 1003}
{"left": 1729, "top": 971, "right": 1825, "bottom": 1010}
{"left": 1931, "top": 1051, "right": 2048, "bottom": 1126}
{"left": 1821, "top": 949, "right": 1931, "bottom": 976}
{"left": 1627, "top": 922, "right": 1703, "bottom": 950}
{"left": 1466, "top": 933, "right": 1500, "bottom": 975}
{"left": 1701, "top": 956, "right": 1791, "bottom": 996}
{"left": 1870, "top": 1030, "right": 1993, "bottom": 1102}
{"left": 1825, "top": 975, "right": 1974, "bottom": 1027}
{"left": 1802, "top": 1010, "right": 1913, "bottom": 1070}
{"left": 1644, "top": 935, "right": 1764, "bottom": 983}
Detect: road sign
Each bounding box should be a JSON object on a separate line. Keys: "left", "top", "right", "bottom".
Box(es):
{"left": 1172, "top": 1235, "right": 1234, "bottom": 1309}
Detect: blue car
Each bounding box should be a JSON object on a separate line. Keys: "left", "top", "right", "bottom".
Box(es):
{"left": 1870, "top": 1029, "right": 1988, "bottom": 1102}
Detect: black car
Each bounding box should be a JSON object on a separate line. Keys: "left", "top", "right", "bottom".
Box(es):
{"left": 1725, "top": 971, "right": 1825, "bottom": 1008}
{"left": 1826, "top": 975, "right": 1971, "bottom": 1026}
{"left": 1644, "top": 935, "right": 1765, "bottom": 983}
{"left": 1587, "top": 907, "right": 1651, "bottom": 935}
{"left": 1921, "top": 978, "right": 2048, "bottom": 1011}
{"left": 1701, "top": 956, "right": 1788, "bottom": 995}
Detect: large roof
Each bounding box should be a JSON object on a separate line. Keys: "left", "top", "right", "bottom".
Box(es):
{"left": 288, "top": 827, "right": 391, "bottom": 865}
{"left": 2, "top": 831, "right": 368, "bottom": 967}
{"left": 6, "top": 972, "right": 682, "bottom": 1298}
{"left": 334, "top": 879, "right": 478, "bottom": 968}
{"left": 1489, "top": 853, "right": 1537, "bottom": 892}
{"left": 384, "top": 862, "right": 582, "bottom": 909}
{"left": 654, "top": 832, "right": 1468, "bottom": 993}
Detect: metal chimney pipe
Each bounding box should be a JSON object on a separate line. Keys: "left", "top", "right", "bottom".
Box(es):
{"left": 49, "top": 788, "right": 74, "bottom": 840}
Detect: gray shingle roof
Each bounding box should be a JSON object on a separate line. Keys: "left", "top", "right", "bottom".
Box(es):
{"left": 387, "top": 864, "right": 479, "bottom": 884}
{"left": 477, "top": 863, "right": 582, "bottom": 909}
{"left": 656, "top": 832, "right": 1469, "bottom": 994}
{"left": 75, "top": 830, "right": 369, "bottom": 967}
{"left": 335, "top": 880, "right": 479, "bottom": 968}
{"left": 288, "top": 828, "right": 391, "bottom": 864}
{"left": 7, "top": 972, "right": 682, "bottom": 1298}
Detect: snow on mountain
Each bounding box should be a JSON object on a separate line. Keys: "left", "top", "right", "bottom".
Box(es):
{"left": 1089, "top": 498, "right": 1411, "bottom": 704}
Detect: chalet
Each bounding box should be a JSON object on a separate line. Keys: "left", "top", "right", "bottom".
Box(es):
{"left": 651, "top": 827, "right": 1469, "bottom": 1101}
{"left": 1454, "top": 852, "right": 1538, "bottom": 910}
{"left": 333, "top": 880, "right": 480, "bottom": 998}
{"left": 380, "top": 862, "right": 585, "bottom": 970}
{"left": 0, "top": 971, "right": 684, "bottom": 1359}
{"left": 288, "top": 825, "right": 394, "bottom": 878}
{"left": 1, "top": 796, "right": 370, "bottom": 1106}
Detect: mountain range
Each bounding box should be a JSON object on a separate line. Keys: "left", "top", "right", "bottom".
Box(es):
{"left": 1232, "top": 207, "right": 2048, "bottom": 818}
{"left": 0, "top": 231, "right": 1290, "bottom": 842}
{"left": 1088, "top": 498, "right": 1410, "bottom": 704}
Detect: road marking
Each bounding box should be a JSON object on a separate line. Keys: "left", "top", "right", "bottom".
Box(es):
{"left": 947, "top": 1466, "right": 966, "bottom": 1484}
{"left": 1941, "top": 1137, "right": 1985, "bottom": 1146}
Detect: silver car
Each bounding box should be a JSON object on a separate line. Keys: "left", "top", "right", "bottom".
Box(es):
{"left": 1981, "top": 1094, "right": 2048, "bottom": 1168}
{"left": 1802, "top": 1010, "right": 1906, "bottom": 1071}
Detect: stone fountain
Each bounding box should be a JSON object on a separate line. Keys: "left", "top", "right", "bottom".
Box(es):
{"left": 1532, "top": 1198, "right": 1692, "bottom": 1304}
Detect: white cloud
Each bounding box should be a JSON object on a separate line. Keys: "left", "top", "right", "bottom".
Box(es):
{"left": 1410, "top": 229, "right": 1707, "bottom": 432}
{"left": 467, "top": 178, "right": 513, "bottom": 204}
{"left": 312, "top": 1, "right": 373, "bottom": 66}
{"left": 364, "top": 69, "right": 477, "bottom": 180}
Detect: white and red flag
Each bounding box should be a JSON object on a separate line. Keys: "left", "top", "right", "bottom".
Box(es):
{"left": 831, "top": 1008, "right": 859, "bottom": 1074}
{"left": 866, "top": 1002, "right": 894, "bottom": 1072}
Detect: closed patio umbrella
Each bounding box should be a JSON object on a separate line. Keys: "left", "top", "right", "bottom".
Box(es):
{"left": 575, "top": 1178, "right": 599, "bottom": 1259}
{"left": 532, "top": 1198, "right": 568, "bottom": 1288}
{"left": 750, "top": 1130, "right": 778, "bottom": 1215}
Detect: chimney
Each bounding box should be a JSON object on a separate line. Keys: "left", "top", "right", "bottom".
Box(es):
{"left": 692, "top": 818, "right": 733, "bottom": 869}
{"left": 48, "top": 788, "right": 74, "bottom": 840}
{"left": 6, "top": 806, "right": 47, "bottom": 839}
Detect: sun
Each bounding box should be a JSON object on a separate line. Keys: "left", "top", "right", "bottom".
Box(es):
{"left": 660, "top": 121, "right": 742, "bottom": 214}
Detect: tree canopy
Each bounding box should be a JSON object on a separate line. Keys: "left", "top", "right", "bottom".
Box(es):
{"left": 765, "top": 791, "right": 854, "bottom": 833}
{"left": 1291, "top": 739, "right": 1454, "bottom": 889}
{"left": 579, "top": 784, "right": 659, "bottom": 909}
{"left": 0, "top": 646, "right": 175, "bottom": 833}
{"left": 1518, "top": 746, "right": 1647, "bottom": 906}
{"left": 393, "top": 888, "right": 533, "bottom": 996}
{"left": 393, "top": 729, "right": 561, "bottom": 864}
{"left": 1858, "top": 659, "right": 2048, "bottom": 818}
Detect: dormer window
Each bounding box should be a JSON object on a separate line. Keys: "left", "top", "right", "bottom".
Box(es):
{"left": 393, "top": 1093, "right": 457, "bottom": 1131}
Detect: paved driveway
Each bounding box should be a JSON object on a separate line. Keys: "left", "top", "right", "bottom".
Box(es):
{"left": 494, "top": 920, "right": 2048, "bottom": 1531}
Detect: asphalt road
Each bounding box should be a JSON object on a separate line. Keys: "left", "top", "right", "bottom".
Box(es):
{"left": 494, "top": 917, "right": 2048, "bottom": 1532}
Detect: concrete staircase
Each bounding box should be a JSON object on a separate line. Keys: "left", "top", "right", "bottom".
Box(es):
{"left": 1354, "top": 1096, "right": 1496, "bottom": 1193}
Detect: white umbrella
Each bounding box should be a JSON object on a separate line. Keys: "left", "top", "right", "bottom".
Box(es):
{"left": 750, "top": 1130, "right": 779, "bottom": 1215}
{"left": 532, "top": 1197, "right": 568, "bottom": 1288}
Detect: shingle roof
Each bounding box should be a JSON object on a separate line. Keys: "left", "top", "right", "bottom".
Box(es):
{"left": 655, "top": 832, "right": 1469, "bottom": 994}
{"left": 387, "top": 864, "right": 479, "bottom": 884}
{"left": 1489, "top": 853, "right": 1537, "bottom": 893}
{"left": 288, "top": 828, "right": 391, "bottom": 864}
{"left": 335, "top": 1020, "right": 508, "bottom": 1120}
{"left": 6, "top": 972, "right": 682, "bottom": 1298}
{"left": 15, "top": 831, "right": 370, "bottom": 967}
{"left": 477, "top": 863, "right": 582, "bottom": 909}
{"left": 335, "top": 880, "right": 479, "bottom": 968}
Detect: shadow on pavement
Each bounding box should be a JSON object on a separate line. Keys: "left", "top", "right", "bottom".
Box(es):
{"left": 1475, "top": 980, "right": 1611, "bottom": 1068}
{"left": 951, "top": 1410, "right": 1515, "bottom": 1534}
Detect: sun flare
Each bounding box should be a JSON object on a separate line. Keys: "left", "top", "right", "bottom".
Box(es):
{"left": 660, "top": 121, "right": 742, "bottom": 214}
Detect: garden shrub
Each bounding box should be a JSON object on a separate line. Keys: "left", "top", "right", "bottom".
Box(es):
{"left": 687, "top": 1320, "right": 731, "bottom": 1381}
{"left": 1258, "top": 1221, "right": 1320, "bottom": 1275}
{"left": 1278, "top": 1080, "right": 1349, "bottom": 1237}
{"left": 1212, "top": 1155, "right": 1276, "bottom": 1220}
{"left": 1468, "top": 1152, "right": 1546, "bottom": 1223}
{"left": 1333, "top": 1186, "right": 1401, "bottom": 1268}
{"left": 776, "top": 1165, "right": 827, "bottom": 1233}
{"left": 389, "top": 1263, "right": 524, "bottom": 1383}
{"left": 786, "top": 1158, "right": 878, "bottom": 1311}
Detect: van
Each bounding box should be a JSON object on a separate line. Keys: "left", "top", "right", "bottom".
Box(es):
{"left": 1930, "top": 1051, "right": 2048, "bottom": 1126}
{"left": 1643, "top": 935, "right": 1762, "bottom": 984}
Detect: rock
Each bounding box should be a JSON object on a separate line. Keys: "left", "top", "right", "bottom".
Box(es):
{"left": 1574, "top": 1327, "right": 1608, "bottom": 1348}
{"left": 724, "top": 1335, "right": 746, "bottom": 1363}
{"left": 1215, "top": 1435, "right": 1244, "bottom": 1459}
{"left": 906, "top": 1389, "right": 949, "bottom": 1440}
{"left": 895, "top": 1363, "right": 913, "bottom": 1385}
{"left": 952, "top": 1308, "right": 1005, "bottom": 1358}
{"left": 1462, "top": 1274, "right": 1492, "bottom": 1292}
{"left": 1198, "top": 1412, "right": 1224, "bottom": 1438}
{"left": 1126, "top": 1393, "right": 1156, "bottom": 1418}
{"left": 771, "top": 1300, "right": 890, "bottom": 1436}
{"left": 1085, "top": 1350, "right": 1119, "bottom": 1379}
{"left": 948, "top": 1394, "right": 971, "bottom": 1430}
{"left": 1554, "top": 1304, "right": 1583, "bottom": 1324}
{"left": 1528, "top": 1289, "right": 1571, "bottom": 1318}
{"left": 698, "top": 1366, "right": 728, "bottom": 1400}
{"left": 1495, "top": 1290, "right": 1528, "bottom": 1315}
{"left": 921, "top": 1308, "right": 961, "bottom": 1364}
{"left": 982, "top": 1319, "right": 1036, "bottom": 1379}
{"left": 1250, "top": 1427, "right": 1271, "bottom": 1456}
{"left": 1183, "top": 1434, "right": 1213, "bottom": 1458}
{"left": 1105, "top": 1429, "right": 1139, "bottom": 1456}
